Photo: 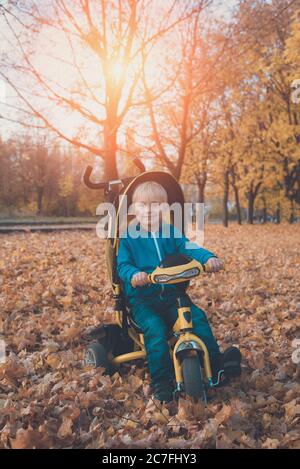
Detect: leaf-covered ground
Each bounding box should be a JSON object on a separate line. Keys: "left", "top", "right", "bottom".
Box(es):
{"left": 0, "top": 224, "right": 299, "bottom": 449}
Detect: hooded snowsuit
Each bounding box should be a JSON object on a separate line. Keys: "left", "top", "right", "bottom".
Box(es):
{"left": 117, "top": 222, "right": 222, "bottom": 385}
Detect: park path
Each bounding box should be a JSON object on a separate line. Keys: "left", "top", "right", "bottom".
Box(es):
{"left": 0, "top": 224, "right": 96, "bottom": 233}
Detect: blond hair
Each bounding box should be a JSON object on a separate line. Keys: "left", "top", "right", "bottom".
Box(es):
{"left": 132, "top": 181, "right": 168, "bottom": 204}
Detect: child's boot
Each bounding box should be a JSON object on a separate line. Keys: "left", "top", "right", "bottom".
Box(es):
{"left": 222, "top": 346, "right": 242, "bottom": 378}
{"left": 152, "top": 378, "right": 175, "bottom": 403}
{"left": 211, "top": 346, "right": 242, "bottom": 387}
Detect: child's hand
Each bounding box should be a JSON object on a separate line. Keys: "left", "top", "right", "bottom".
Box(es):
{"left": 131, "top": 271, "right": 149, "bottom": 288}
{"left": 204, "top": 257, "right": 224, "bottom": 273}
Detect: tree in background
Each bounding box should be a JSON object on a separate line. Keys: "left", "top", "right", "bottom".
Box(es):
{"left": 205, "top": 0, "right": 300, "bottom": 224}
{"left": 141, "top": 4, "right": 224, "bottom": 180}
{"left": 0, "top": 0, "right": 209, "bottom": 180}
{"left": 0, "top": 134, "right": 103, "bottom": 217}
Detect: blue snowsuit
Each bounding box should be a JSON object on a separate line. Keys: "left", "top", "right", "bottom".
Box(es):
{"left": 117, "top": 222, "right": 222, "bottom": 385}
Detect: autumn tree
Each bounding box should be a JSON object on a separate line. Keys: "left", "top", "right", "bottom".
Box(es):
{"left": 207, "top": 0, "right": 300, "bottom": 224}
{"left": 233, "top": 0, "right": 300, "bottom": 222}
{"left": 0, "top": 0, "right": 211, "bottom": 181}
{"left": 0, "top": 137, "right": 20, "bottom": 215}
{"left": 140, "top": 2, "right": 227, "bottom": 180}
{"left": 181, "top": 110, "right": 220, "bottom": 205}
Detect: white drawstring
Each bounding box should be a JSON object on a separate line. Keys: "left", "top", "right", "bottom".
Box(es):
{"left": 151, "top": 231, "right": 164, "bottom": 299}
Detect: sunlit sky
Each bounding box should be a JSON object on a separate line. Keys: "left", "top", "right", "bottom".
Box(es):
{"left": 0, "top": 0, "right": 238, "bottom": 150}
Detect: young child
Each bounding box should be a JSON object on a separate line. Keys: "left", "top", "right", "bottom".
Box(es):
{"left": 117, "top": 181, "right": 241, "bottom": 403}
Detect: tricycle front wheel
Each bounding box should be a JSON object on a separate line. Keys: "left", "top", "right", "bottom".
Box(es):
{"left": 182, "top": 355, "right": 207, "bottom": 404}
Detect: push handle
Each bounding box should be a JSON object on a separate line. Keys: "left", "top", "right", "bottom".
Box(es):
{"left": 83, "top": 165, "right": 107, "bottom": 190}
{"left": 83, "top": 158, "right": 145, "bottom": 190}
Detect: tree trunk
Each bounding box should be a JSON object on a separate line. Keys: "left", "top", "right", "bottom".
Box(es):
{"left": 275, "top": 202, "right": 281, "bottom": 224}
{"left": 247, "top": 193, "right": 254, "bottom": 224}
{"left": 66, "top": 198, "right": 70, "bottom": 218}
{"left": 223, "top": 171, "right": 229, "bottom": 227}
{"left": 261, "top": 196, "right": 267, "bottom": 223}
{"left": 197, "top": 182, "right": 205, "bottom": 204}
{"left": 247, "top": 180, "right": 262, "bottom": 224}
{"left": 196, "top": 173, "right": 207, "bottom": 204}
{"left": 289, "top": 199, "right": 294, "bottom": 224}
{"left": 36, "top": 187, "right": 44, "bottom": 215}
{"left": 262, "top": 206, "right": 267, "bottom": 223}
{"left": 232, "top": 183, "right": 242, "bottom": 224}
{"left": 103, "top": 123, "right": 118, "bottom": 181}
{"left": 23, "top": 191, "right": 29, "bottom": 206}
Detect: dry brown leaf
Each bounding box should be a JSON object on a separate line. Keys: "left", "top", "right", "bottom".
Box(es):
{"left": 57, "top": 417, "right": 74, "bottom": 439}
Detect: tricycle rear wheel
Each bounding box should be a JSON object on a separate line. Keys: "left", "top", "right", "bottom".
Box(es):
{"left": 85, "top": 342, "right": 113, "bottom": 374}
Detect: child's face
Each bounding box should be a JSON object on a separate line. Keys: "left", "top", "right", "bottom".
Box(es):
{"left": 134, "top": 197, "right": 163, "bottom": 231}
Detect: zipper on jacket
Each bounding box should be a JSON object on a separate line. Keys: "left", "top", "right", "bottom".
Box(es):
{"left": 151, "top": 231, "right": 164, "bottom": 299}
